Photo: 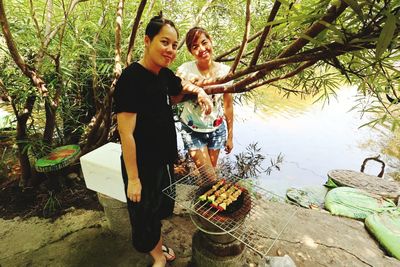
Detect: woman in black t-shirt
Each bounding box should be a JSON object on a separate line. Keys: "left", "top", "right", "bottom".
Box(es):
{"left": 114, "top": 14, "right": 212, "bottom": 267}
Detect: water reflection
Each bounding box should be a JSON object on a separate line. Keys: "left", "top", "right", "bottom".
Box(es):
{"left": 229, "top": 86, "right": 399, "bottom": 196}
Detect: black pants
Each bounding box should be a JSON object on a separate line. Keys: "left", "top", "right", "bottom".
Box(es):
{"left": 121, "top": 157, "right": 175, "bottom": 253}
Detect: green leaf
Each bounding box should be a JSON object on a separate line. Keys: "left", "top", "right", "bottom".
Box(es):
{"left": 358, "top": 118, "right": 381, "bottom": 129}
{"left": 298, "top": 33, "right": 324, "bottom": 46}
{"left": 342, "top": 0, "right": 364, "bottom": 21}
{"left": 318, "top": 20, "right": 345, "bottom": 40}
{"left": 391, "top": 120, "right": 399, "bottom": 131}
{"left": 376, "top": 13, "right": 396, "bottom": 59}
{"left": 80, "top": 38, "right": 95, "bottom": 51}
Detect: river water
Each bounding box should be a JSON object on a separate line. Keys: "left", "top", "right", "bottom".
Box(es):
{"left": 202, "top": 85, "right": 399, "bottom": 196}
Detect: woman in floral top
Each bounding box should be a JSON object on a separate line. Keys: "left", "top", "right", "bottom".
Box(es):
{"left": 177, "top": 27, "right": 234, "bottom": 172}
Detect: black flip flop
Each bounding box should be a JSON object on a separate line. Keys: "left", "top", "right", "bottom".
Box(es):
{"left": 162, "top": 245, "right": 176, "bottom": 262}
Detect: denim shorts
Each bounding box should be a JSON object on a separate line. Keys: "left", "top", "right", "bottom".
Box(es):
{"left": 180, "top": 123, "right": 227, "bottom": 151}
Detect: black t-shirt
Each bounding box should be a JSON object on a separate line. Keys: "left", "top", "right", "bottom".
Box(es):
{"left": 114, "top": 62, "right": 182, "bottom": 165}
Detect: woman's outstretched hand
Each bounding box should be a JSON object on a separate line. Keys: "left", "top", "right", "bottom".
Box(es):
{"left": 197, "top": 89, "right": 212, "bottom": 115}
{"left": 127, "top": 178, "right": 142, "bottom": 202}
{"left": 225, "top": 138, "right": 233, "bottom": 154}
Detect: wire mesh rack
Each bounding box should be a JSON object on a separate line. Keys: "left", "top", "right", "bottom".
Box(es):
{"left": 163, "top": 165, "right": 300, "bottom": 258}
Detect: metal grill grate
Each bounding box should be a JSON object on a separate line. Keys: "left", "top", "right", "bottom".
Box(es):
{"left": 163, "top": 165, "right": 299, "bottom": 257}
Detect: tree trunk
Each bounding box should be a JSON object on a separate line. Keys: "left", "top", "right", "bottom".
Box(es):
{"left": 16, "top": 127, "right": 32, "bottom": 187}
{"left": 15, "top": 95, "right": 36, "bottom": 187}
{"left": 43, "top": 99, "right": 56, "bottom": 146}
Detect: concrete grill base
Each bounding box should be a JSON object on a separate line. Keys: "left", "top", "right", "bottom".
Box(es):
{"left": 97, "top": 193, "right": 131, "bottom": 241}
{"left": 192, "top": 230, "right": 246, "bottom": 267}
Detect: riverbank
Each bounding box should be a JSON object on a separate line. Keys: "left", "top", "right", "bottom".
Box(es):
{"left": 1, "top": 201, "right": 399, "bottom": 267}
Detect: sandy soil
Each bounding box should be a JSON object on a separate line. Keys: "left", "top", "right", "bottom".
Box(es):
{"left": 0, "top": 198, "right": 399, "bottom": 267}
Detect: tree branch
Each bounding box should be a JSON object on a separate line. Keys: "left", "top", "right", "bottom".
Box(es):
{"left": 90, "top": 3, "right": 109, "bottom": 104}
{"left": 203, "top": 42, "right": 374, "bottom": 94}
{"left": 145, "top": 0, "right": 155, "bottom": 17}
{"left": 81, "top": 0, "right": 126, "bottom": 154}
{"left": 234, "top": 44, "right": 374, "bottom": 93}
{"left": 44, "top": 0, "right": 53, "bottom": 40}
{"left": 29, "top": 0, "right": 44, "bottom": 42}
{"left": 245, "top": 60, "right": 317, "bottom": 91}
{"left": 42, "top": 0, "right": 87, "bottom": 51}
{"left": 219, "top": 49, "right": 258, "bottom": 63}
{"left": 19, "top": 96, "right": 36, "bottom": 127}
{"left": 114, "top": 0, "right": 124, "bottom": 78}
{"left": 95, "top": 92, "right": 113, "bottom": 147}
{"left": 230, "top": 0, "right": 251, "bottom": 73}
{"left": 206, "top": 41, "right": 360, "bottom": 86}
{"left": 0, "top": 79, "right": 12, "bottom": 104}
{"left": 249, "top": 0, "right": 281, "bottom": 66}
{"left": 126, "top": 0, "right": 147, "bottom": 65}
{"left": 0, "top": 79, "right": 5, "bottom": 91}
{"left": 278, "top": 1, "right": 348, "bottom": 58}
{"left": 80, "top": 105, "right": 106, "bottom": 155}
{"left": 0, "top": 0, "right": 48, "bottom": 96}
{"left": 58, "top": 0, "right": 83, "bottom": 50}
{"left": 198, "top": 1, "right": 350, "bottom": 92}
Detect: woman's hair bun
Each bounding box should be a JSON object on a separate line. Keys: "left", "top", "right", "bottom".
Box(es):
{"left": 151, "top": 11, "right": 163, "bottom": 21}
{"left": 145, "top": 11, "right": 178, "bottom": 40}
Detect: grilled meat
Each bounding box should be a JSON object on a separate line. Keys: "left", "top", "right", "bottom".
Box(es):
{"left": 198, "top": 179, "right": 225, "bottom": 201}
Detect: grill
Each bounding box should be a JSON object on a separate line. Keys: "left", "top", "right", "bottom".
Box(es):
{"left": 163, "top": 165, "right": 299, "bottom": 257}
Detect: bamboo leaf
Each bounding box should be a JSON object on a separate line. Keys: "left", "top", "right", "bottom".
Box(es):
{"left": 391, "top": 120, "right": 399, "bottom": 131}
{"left": 318, "top": 20, "right": 345, "bottom": 40}
{"left": 342, "top": 0, "right": 364, "bottom": 21}
{"left": 376, "top": 13, "right": 396, "bottom": 59}
{"left": 298, "top": 33, "right": 324, "bottom": 46}
{"left": 358, "top": 118, "right": 380, "bottom": 129}
{"left": 263, "top": 14, "right": 321, "bottom": 27}
{"left": 80, "top": 38, "right": 95, "bottom": 51}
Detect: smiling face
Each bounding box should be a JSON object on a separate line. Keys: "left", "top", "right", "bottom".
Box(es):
{"left": 190, "top": 33, "right": 213, "bottom": 63}
{"left": 144, "top": 24, "right": 178, "bottom": 72}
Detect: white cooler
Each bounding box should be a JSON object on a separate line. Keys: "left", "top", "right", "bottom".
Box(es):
{"left": 80, "top": 142, "right": 127, "bottom": 202}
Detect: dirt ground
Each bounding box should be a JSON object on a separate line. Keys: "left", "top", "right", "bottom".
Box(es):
{"left": 1, "top": 188, "right": 400, "bottom": 267}
{"left": 0, "top": 174, "right": 102, "bottom": 220}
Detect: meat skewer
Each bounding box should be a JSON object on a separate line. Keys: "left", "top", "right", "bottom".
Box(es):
{"left": 211, "top": 187, "right": 243, "bottom": 211}
{"left": 211, "top": 185, "right": 237, "bottom": 205}
{"left": 198, "top": 179, "right": 225, "bottom": 201}
{"left": 217, "top": 188, "right": 243, "bottom": 211}
{"left": 199, "top": 179, "right": 245, "bottom": 212}
{"left": 207, "top": 182, "right": 231, "bottom": 202}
